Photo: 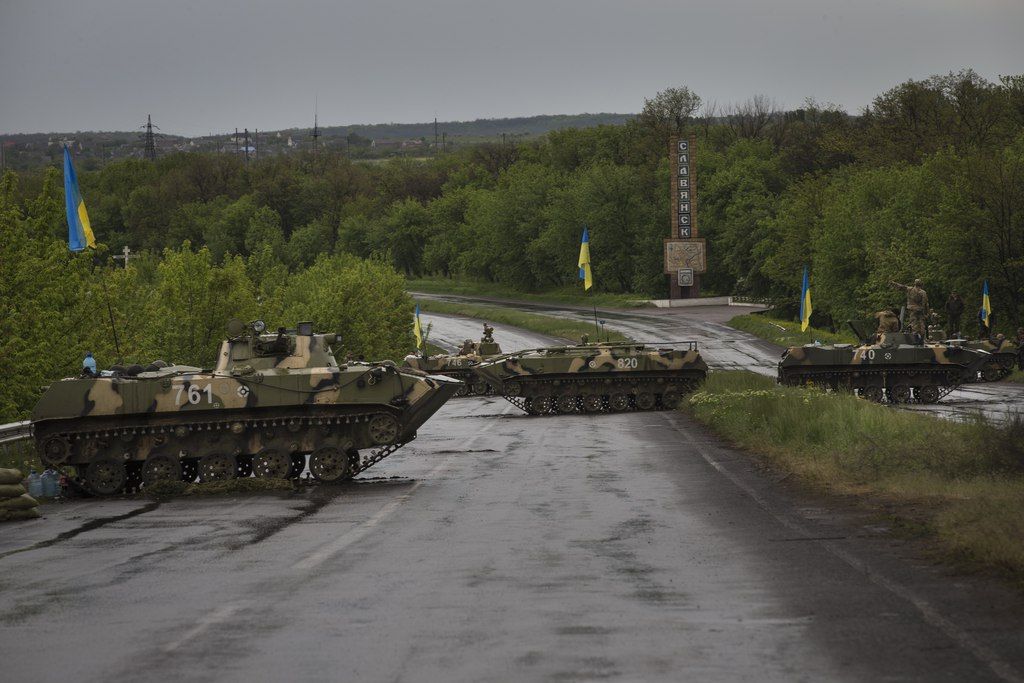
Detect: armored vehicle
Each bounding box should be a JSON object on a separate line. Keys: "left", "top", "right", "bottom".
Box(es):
{"left": 778, "top": 326, "right": 992, "bottom": 403}
{"left": 962, "top": 338, "right": 1019, "bottom": 382}
{"left": 472, "top": 342, "right": 707, "bottom": 415}
{"left": 403, "top": 333, "right": 504, "bottom": 397}
{"left": 31, "top": 320, "right": 461, "bottom": 495}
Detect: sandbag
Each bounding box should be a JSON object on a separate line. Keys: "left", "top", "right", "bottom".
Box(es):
{"left": 0, "top": 507, "right": 41, "bottom": 522}
{"left": 0, "top": 494, "right": 39, "bottom": 511}
{"left": 0, "top": 483, "right": 27, "bottom": 498}
{"left": 0, "top": 468, "right": 22, "bottom": 485}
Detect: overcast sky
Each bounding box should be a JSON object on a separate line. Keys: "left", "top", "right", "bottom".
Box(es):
{"left": 1, "top": 0, "right": 1021, "bottom": 137}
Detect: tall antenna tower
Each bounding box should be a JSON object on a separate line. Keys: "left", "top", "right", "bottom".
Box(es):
{"left": 140, "top": 114, "right": 159, "bottom": 160}
{"left": 311, "top": 98, "right": 321, "bottom": 169}
{"left": 434, "top": 115, "right": 439, "bottom": 154}
{"left": 243, "top": 128, "right": 251, "bottom": 163}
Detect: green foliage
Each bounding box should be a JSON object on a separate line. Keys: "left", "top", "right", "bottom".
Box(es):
{"left": 727, "top": 314, "right": 856, "bottom": 347}
{"left": 688, "top": 370, "right": 1024, "bottom": 581}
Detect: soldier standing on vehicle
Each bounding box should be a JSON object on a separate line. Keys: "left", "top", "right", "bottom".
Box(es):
{"left": 482, "top": 323, "right": 494, "bottom": 343}
{"left": 945, "top": 291, "right": 964, "bottom": 338}
{"left": 874, "top": 309, "right": 900, "bottom": 337}
{"left": 890, "top": 279, "right": 928, "bottom": 338}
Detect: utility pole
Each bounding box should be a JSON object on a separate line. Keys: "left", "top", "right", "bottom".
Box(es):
{"left": 311, "top": 101, "right": 321, "bottom": 171}
{"left": 434, "top": 116, "right": 439, "bottom": 155}
{"left": 442, "top": 132, "right": 447, "bottom": 154}
{"left": 243, "top": 128, "right": 251, "bottom": 164}
{"left": 234, "top": 128, "right": 239, "bottom": 156}
{"left": 141, "top": 114, "right": 159, "bottom": 160}
{"left": 254, "top": 128, "right": 259, "bottom": 161}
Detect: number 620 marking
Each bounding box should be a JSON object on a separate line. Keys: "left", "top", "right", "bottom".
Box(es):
{"left": 175, "top": 384, "right": 214, "bottom": 406}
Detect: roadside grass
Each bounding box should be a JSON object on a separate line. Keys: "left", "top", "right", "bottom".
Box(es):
{"left": 419, "top": 299, "right": 633, "bottom": 345}
{"left": 728, "top": 313, "right": 857, "bottom": 347}
{"left": 143, "top": 477, "right": 295, "bottom": 499}
{"left": 687, "top": 370, "right": 1024, "bottom": 584}
{"left": 1008, "top": 369, "right": 1024, "bottom": 384}
{"left": 407, "top": 276, "right": 651, "bottom": 308}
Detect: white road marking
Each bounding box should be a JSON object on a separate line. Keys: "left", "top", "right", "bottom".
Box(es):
{"left": 664, "top": 413, "right": 1024, "bottom": 683}
{"left": 162, "top": 603, "right": 246, "bottom": 653}
{"left": 291, "top": 403, "right": 513, "bottom": 572}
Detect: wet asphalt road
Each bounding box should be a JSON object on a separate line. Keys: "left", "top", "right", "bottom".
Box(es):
{"left": 418, "top": 293, "right": 1024, "bottom": 424}
{"left": 2, "top": 312, "right": 1023, "bottom": 682}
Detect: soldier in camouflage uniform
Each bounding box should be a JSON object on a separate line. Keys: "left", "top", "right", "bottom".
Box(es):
{"left": 890, "top": 279, "right": 928, "bottom": 339}
{"left": 874, "top": 309, "right": 900, "bottom": 336}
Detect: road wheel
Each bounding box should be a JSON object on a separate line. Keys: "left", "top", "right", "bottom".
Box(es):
{"left": 455, "top": 383, "right": 470, "bottom": 397}
{"left": 40, "top": 435, "right": 72, "bottom": 465}
{"left": 608, "top": 393, "right": 630, "bottom": 412}
{"left": 180, "top": 458, "right": 199, "bottom": 483}
{"left": 661, "top": 390, "right": 682, "bottom": 409}
{"left": 309, "top": 446, "right": 354, "bottom": 483}
{"left": 198, "top": 453, "right": 236, "bottom": 482}
{"left": 288, "top": 454, "right": 306, "bottom": 478}
{"left": 889, "top": 385, "right": 911, "bottom": 403}
{"left": 859, "top": 386, "right": 883, "bottom": 402}
{"left": 582, "top": 394, "right": 603, "bottom": 413}
{"left": 635, "top": 392, "right": 656, "bottom": 410}
{"left": 471, "top": 380, "right": 489, "bottom": 395}
{"left": 556, "top": 395, "right": 578, "bottom": 414}
{"left": 235, "top": 455, "right": 253, "bottom": 478}
{"left": 85, "top": 458, "right": 126, "bottom": 496}
{"left": 982, "top": 364, "right": 1003, "bottom": 382}
{"left": 253, "top": 449, "right": 290, "bottom": 478}
{"left": 368, "top": 414, "right": 400, "bottom": 445}
{"left": 915, "top": 385, "right": 940, "bottom": 404}
{"left": 142, "top": 454, "right": 182, "bottom": 487}
{"left": 531, "top": 396, "right": 553, "bottom": 415}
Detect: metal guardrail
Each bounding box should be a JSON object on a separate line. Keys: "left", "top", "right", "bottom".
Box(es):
{"left": 0, "top": 420, "right": 32, "bottom": 446}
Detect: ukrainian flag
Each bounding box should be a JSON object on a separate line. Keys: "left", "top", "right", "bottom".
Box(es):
{"left": 578, "top": 227, "right": 593, "bottom": 291}
{"left": 981, "top": 280, "right": 992, "bottom": 328}
{"left": 63, "top": 146, "right": 95, "bottom": 252}
{"left": 414, "top": 303, "right": 424, "bottom": 349}
{"left": 800, "top": 265, "right": 812, "bottom": 332}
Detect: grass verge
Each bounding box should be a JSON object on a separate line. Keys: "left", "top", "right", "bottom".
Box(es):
{"left": 687, "top": 370, "right": 1024, "bottom": 585}
{"left": 407, "top": 276, "right": 652, "bottom": 308}
{"left": 420, "top": 299, "right": 632, "bottom": 344}
{"left": 728, "top": 313, "right": 857, "bottom": 347}
{"left": 1008, "top": 369, "right": 1024, "bottom": 384}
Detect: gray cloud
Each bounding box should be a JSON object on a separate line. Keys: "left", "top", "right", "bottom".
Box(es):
{"left": 1, "top": 0, "right": 1021, "bottom": 136}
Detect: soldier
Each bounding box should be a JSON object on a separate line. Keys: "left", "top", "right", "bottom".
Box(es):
{"left": 482, "top": 323, "right": 494, "bottom": 343}
{"left": 874, "top": 309, "right": 900, "bottom": 337}
{"left": 458, "top": 339, "right": 475, "bottom": 355}
{"left": 945, "top": 291, "right": 964, "bottom": 338}
{"left": 890, "top": 279, "right": 928, "bottom": 338}
{"left": 580, "top": 333, "right": 590, "bottom": 345}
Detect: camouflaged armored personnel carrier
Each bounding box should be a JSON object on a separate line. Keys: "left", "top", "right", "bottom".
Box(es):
{"left": 472, "top": 342, "right": 707, "bottom": 415}
{"left": 403, "top": 333, "right": 504, "bottom": 397}
{"left": 31, "top": 320, "right": 460, "bottom": 495}
{"left": 962, "top": 338, "right": 1019, "bottom": 382}
{"left": 778, "top": 327, "right": 991, "bottom": 403}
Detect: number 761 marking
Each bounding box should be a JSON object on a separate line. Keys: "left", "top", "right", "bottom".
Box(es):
{"left": 175, "top": 384, "right": 214, "bottom": 406}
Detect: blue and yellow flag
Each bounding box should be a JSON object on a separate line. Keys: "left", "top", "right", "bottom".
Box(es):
{"left": 577, "top": 227, "right": 593, "bottom": 291}
{"left": 63, "top": 146, "right": 95, "bottom": 252}
{"left": 799, "top": 265, "right": 812, "bottom": 332}
{"left": 981, "top": 280, "right": 992, "bottom": 328}
{"left": 413, "top": 303, "right": 423, "bottom": 349}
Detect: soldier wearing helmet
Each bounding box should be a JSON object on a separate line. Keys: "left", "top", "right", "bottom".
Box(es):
{"left": 890, "top": 278, "right": 929, "bottom": 340}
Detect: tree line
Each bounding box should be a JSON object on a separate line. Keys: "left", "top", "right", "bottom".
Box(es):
{"left": 2, "top": 69, "right": 1023, "bottom": 420}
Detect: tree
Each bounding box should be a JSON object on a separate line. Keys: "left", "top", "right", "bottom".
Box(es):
{"left": 639, "top": 86, "right": 703, "bottom": 136}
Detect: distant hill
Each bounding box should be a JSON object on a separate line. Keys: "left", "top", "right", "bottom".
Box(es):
{"left": 0, "top": 113, "right": 634, "bottom": 171}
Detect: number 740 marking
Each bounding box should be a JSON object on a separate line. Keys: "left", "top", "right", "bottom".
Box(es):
{"left": 175, "top": 384, "right": 214, "bottom": 406}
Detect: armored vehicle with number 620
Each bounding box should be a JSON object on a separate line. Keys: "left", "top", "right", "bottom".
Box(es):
{"left": 472, "top": 342, "right": 707, "bottom": 415}
{"left": 31, "top": 320, "right": 461, "bottom": 496}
